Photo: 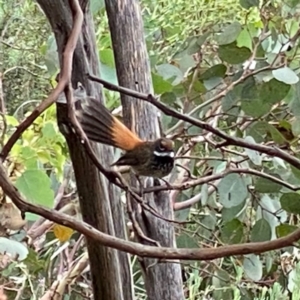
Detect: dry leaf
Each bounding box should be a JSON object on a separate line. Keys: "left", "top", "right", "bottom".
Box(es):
{"left": 53, "top": 224, "right": 73, "bottom": 242}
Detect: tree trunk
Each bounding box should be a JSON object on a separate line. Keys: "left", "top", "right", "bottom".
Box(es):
{"left": 36, "top": 1, "right": 133, "bottom": 299}
{"left": 104, "top": 0, "right": 184, "bottom": 299}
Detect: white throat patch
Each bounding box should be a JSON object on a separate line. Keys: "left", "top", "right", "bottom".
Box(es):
{"left": 153, "top": 151, "right": 175, "bottom": 158}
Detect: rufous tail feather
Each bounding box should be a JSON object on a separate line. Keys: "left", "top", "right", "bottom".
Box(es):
{"left": 76, "top": 97, "right": 143, "bottom": 151}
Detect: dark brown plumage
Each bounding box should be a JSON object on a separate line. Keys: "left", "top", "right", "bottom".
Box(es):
{"left": 76, "top": 97, "right": 174, "bottom": 178}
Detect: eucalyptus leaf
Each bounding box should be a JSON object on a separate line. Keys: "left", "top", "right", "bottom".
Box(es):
{"left": 220, "top": 219, "right": 244, "bottom": 244}
{"left": 218, "top": 42, "right": 251, "bottom": 64}
{"left": 280, "top": 193, "right": 300, "bottom": 214}
{"left": 243, "top": 254, "right": 263, "bottom": 281}
{"left": 276, "top": 224, "right": 298, "bottom": 238}
{"left": 240, "top": 0, "right": 260, "bottom": 9}
{"left": 216, "top": 22, "right": 242, "bottom": 45}
{"left": 272, "top": 67, "right": 299, "bottom": 85}
{"left": 244, "top": 136, "right": 262, "bottom": 165}
{"left": 251, "top": 219, "right": 272, "bottom": 242}
{"left": 254, "top": 175, "right": 282, "bottom": 193}
{"left": 218, "top": 174, "right": 248, "bottom": 208}
{"left": 15, "top": 169, "right": 54, "bottom": 208}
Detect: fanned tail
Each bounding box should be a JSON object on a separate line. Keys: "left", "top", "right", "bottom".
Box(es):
{"left": 76, "top": 97, "right": 143, "bottom": 151}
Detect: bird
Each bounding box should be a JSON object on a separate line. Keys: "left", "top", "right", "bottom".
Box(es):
{"left": 76, "top": 97, "right": 175, "bottom": 178}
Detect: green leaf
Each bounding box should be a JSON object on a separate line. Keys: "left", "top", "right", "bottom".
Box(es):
{"left": 220, "top": 219, "right": 244, "bottom": 244}
{"left": 42, "top": 122, "right": 57, "bottom": 139}
{"left": 259, "top": 79, "right": 291, "bottom": 105}
{"left": 176, "top": 233, "right": 198, "bottom": 248}
{"left": 267, "top": 125, "right": 287, "bottom": 145}
{"left": 222, "top": 200, "right": 247, "bottom": 222}
{"left": 254, "top": 175, "right": 282, "bottom": 193}
{"left": 280, "top": 193, "right": 300, "bottom": 214}
{"left": 237, "top": 28, "right": 253, "bottom": 50}
{"left": 276, "top": 224, "right": 298, "bottom": 238}
{"left": 90, "top": 0, "right": 105, "bottom": 14}
{"left": 243, "top": 254, "right": 262, "bottom": 281}
{"left": 199, "top": 64, "right": 227, "bottom": 80}
{"left": 156, "top": 64, "right": 183, "bottom": 85}
{"left": 100, "top": 49, "right": 115, "bottom": 68}
{"left": 272, "top": 67, "right": 299, "bottom": 85}
{"left": 218, "top": 174, "right": 248, "bottom": 208}
{"left": 244, "top": 136, "right": 262, "bottom": 165}
{"left": 247, "top": 121, "right": 269, "bottom": 143}
{"left": 216, "top": 22, "right": 242, "bottom": 45}
{"left": 5, "top": 115, "right": 19, "bottom": 126}
{"left": 241, "top": 99, "right": 272, "bottom": 118}
{"left": 291, "top": 117, "right": 300, "bottom": 136}
{"left": 160, "top": 92, "right": 177, "bottom": 105}
{"left": 218, "top": 42, "right": 251, "bottom": 64}
{"left": 251, "top": 219, "right": 272, "bottom": 242}
{"left": 152, "top": 72, "right": 173, "bottom": 94}
{"left": 15, "top": 170, "right": 54, "bottom": 207}
{"left": 240, "top": 0, "right": 260, "bottom": 9}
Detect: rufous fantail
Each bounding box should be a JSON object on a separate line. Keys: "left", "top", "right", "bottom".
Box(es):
{"left": 76, "top": 97, "right": 174, "bottom": 178}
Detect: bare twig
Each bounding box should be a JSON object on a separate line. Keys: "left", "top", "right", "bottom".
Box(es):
{"left": 87, "top": 73, "right": 300, "bottom": 171}
{"left": 0, "top": 0, "right": 83, "bottom": 161}
{"left": 1, "top": 160, "right": 300, "bottom": 260}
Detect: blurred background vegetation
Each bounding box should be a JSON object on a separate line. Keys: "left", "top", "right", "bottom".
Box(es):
{"left": 2, "top": 0, "right": 300, "bottom": 299}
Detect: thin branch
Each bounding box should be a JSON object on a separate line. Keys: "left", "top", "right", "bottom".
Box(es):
{"left": 87, "top": 73, "right": 300, "bottom": 171}
{"left": 144, "top": 167, "right": 299, "bottom": 194}
{"left": 1, "top": 160, "right": 300, "bottom": 260}
{"left": 0, "top": 0, "right": 83, "bottom": 161}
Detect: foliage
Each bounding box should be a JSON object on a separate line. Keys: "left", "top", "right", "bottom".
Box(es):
{"left": 1, "top": 0, "right": 300, "bottom": 299}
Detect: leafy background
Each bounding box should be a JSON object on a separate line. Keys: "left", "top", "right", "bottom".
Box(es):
{"left": 1, "top": 0, "right": 300, "bottom": 299}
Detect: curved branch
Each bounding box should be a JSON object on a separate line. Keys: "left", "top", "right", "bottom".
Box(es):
{"left": 0, "top": 160, "right": 299, "bottom": 261}
{"left": 0, "top": 0, "right": 83, "bottom": 161}
{"left": 88, "top": 74, "right": 300, "bottom": 171}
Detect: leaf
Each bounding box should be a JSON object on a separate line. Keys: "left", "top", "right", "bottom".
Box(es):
{"left": 268, "top": 125, "right": 287, "bottom": 145}
{"left": 199, "top": 64, "right": 227, "bottom": 80}
{"left": 176, "top": 233, "right": 198, "bottom": 248}
{"left": 272, "top": 67, "right": 299, "bottom": 85}
{"left": 152, "top": 72, "right": 173, "bottom": 94}
{"left": 42, "top": 122, "right": 57, "bottom": 139}
{"left": 254, "top": 175, "right": 282, "bottom": 193}
{"left": 15, "top": 169, "right": 54, "bottom": 207}
{"left": 243, "top": 254, "right": 263, "bottom": 281}
{"left": 156, "top": 64, "right": 183, "bottom": 85}
{"left": 220, "top": 219, "right": 244, "bottom": 244}
{"left": 237, "top": 28, "right": 253, "bottom": 50}
{"left": 241, "top": 99, "right": 272, "bottom": 118}
{"left": 100, "top": 48, "right": 115, "bottom": 68}
{"left": 222, "top": 200, "right": 247, "bottom": 222}
{"left": 160, "top": 92, "right": 177, "bottom": 105}
{"left": 218, "top": 42, "right": 251, "bottom": 64}
{"left": 247, "top": 121, "right": 269, "bottom": 143}
{"left": 259, "top": 79, "right": 291, "bottom": 105}
{"left": 0, "top": 237, "right": 28, "bottom": 260}
{"left": 5, "top": 115, "right": 19, "bottom": 126}
{"left": 53, "top": 224, "right": 74, "bottom": 242}
{"left": 276, "top": 224, "right": 298, "bottom": 238}
{"left": 292, "top": 117, "right": 300, "bottom": 136}
{"left": 244, "top": 136, "right": 262, "bottom": 165}
{"left": 240, "top": 0, "right": 260, "bottom": 9}
{"left": 216, "top": 22, "right": 242, "bottom": 45}
{"left": 280, "top": 193, "right": 300, "bottom": 214}
{"left": 90, "top": 0, "right": 105, "bottom": 14}
{"left": 251, "top": 219, "right": 272, "bottom": 242}
{"left": 218, "top": 174, "right": 248, "bottom": 208}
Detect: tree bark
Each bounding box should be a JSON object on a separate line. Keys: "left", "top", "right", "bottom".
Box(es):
{"left": 36, "top": 1, "right": 133, "bottom": 299}
{"left": 104, "top": 0, "right": 184, "bottom": 299}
